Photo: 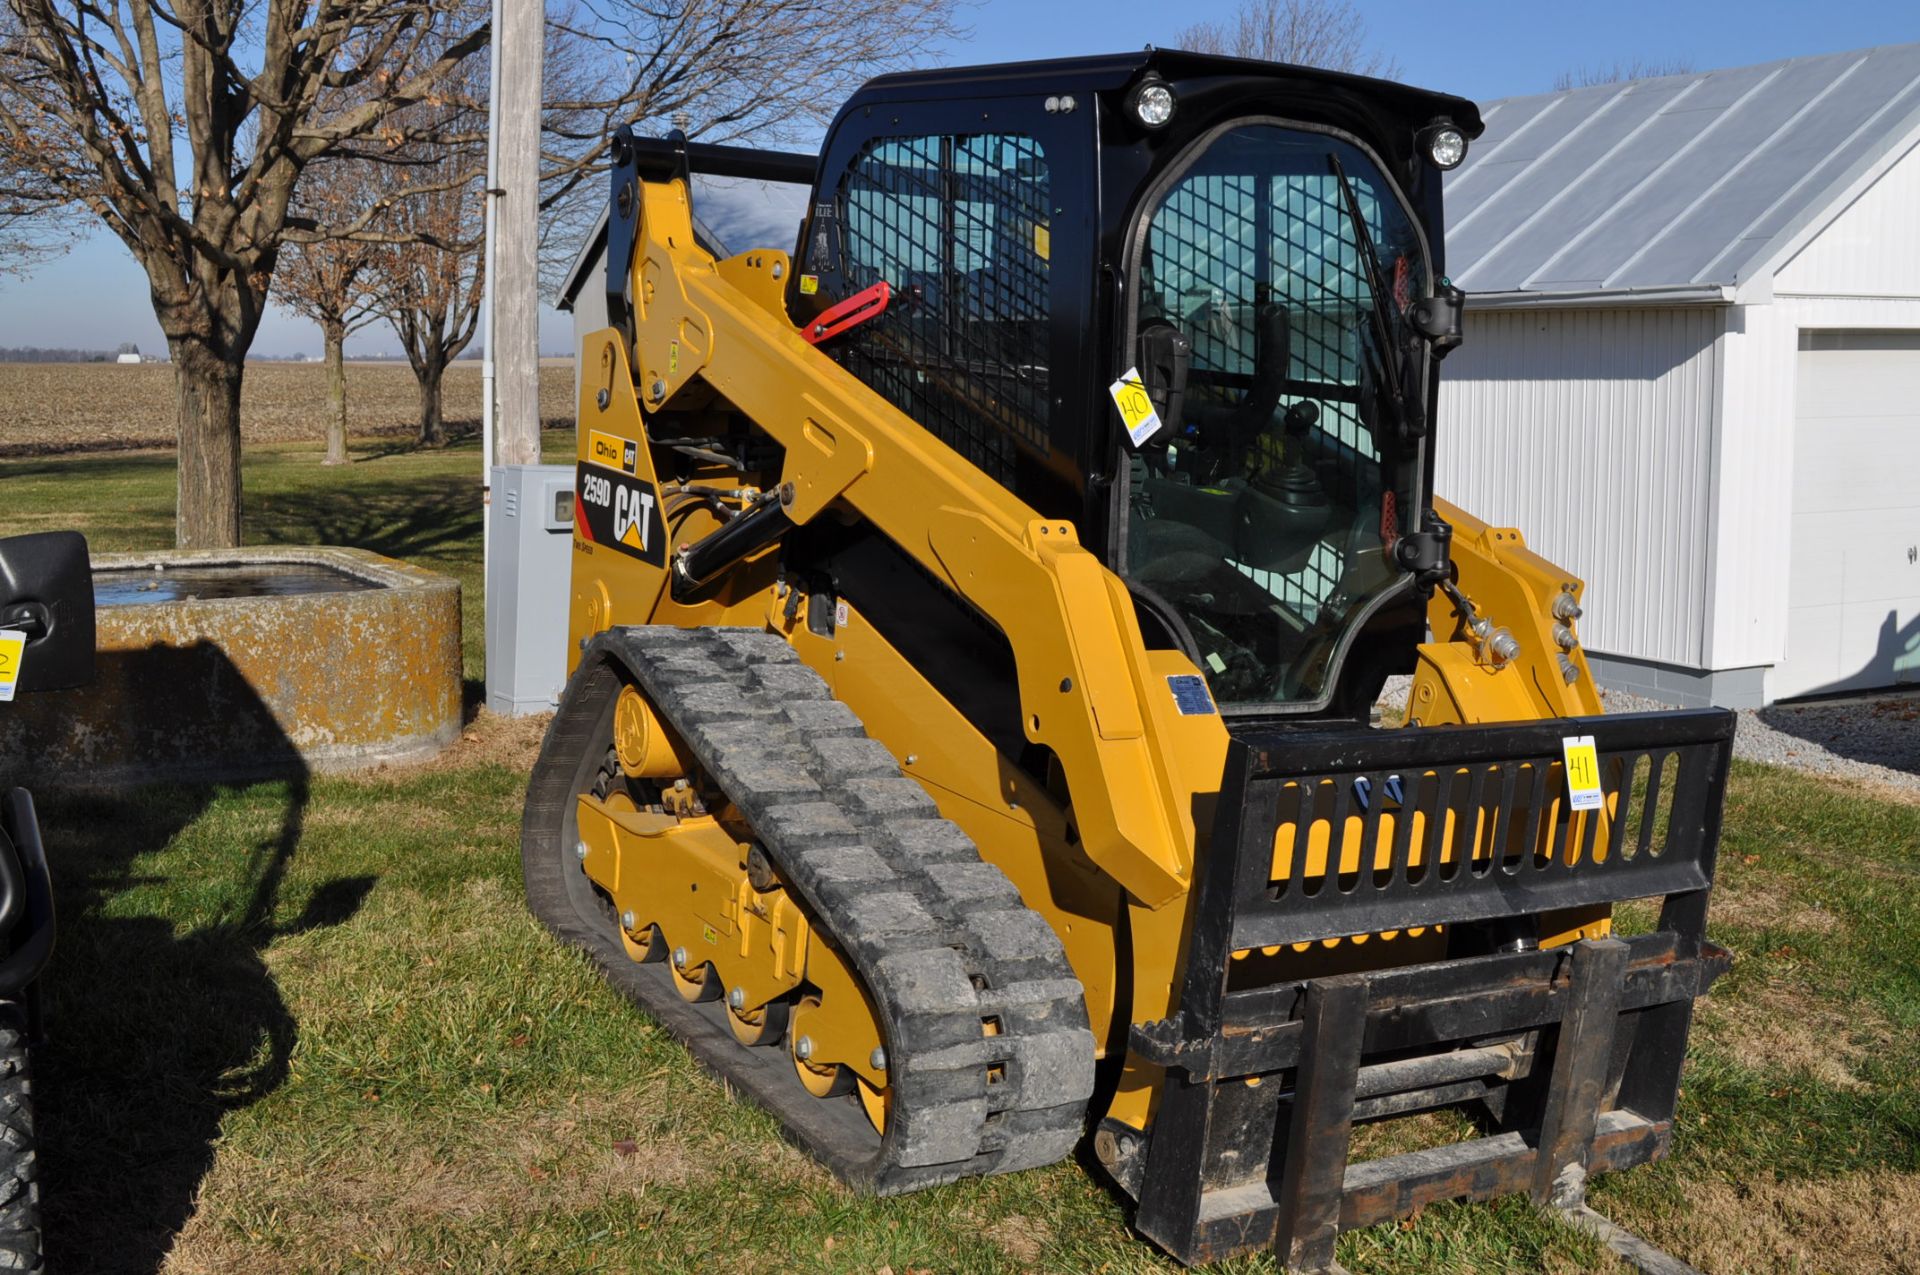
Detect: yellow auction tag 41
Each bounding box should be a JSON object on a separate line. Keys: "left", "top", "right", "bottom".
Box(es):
{"left": 1108, "top": 367, "right": 1163, "bottom": 448}
{"left": 0, "top": 630, "right": 23, "bottom": 703}
{"left": 1561, "top": 734, "right": 1604, "bottom": 811}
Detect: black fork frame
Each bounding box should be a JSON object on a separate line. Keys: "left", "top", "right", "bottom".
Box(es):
{"left": 1124, "top": 709, "right": 1735, "bottom": 1269}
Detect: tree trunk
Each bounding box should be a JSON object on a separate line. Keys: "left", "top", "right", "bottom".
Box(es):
{"left": 170, "top": 339, "right": 246, "bottom": 549}
{"left": 417, "top": 355, "right": 448, "bottom": 447}
{"left": 322, "top": 318, "right": 348, "bottom": 466}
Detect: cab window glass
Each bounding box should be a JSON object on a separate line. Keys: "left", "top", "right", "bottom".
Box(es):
{"left": 1128, "top": 125, "right": 1426, "bottom": 705}
{"left": 822, "top": 134, "right": 1050, "bottom": 483}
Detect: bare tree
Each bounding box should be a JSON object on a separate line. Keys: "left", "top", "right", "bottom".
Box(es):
{"left": 537, "top": 0, "right": 967, "bottom": 280}
{"left": 0, "top": 0, "right": 962, "bottom": 545}
{"left": 381, "top": 0, "right": 973, "bottom": 445}
{"left": 0, "top": 127, "right": 72, "bottom": 273}
{"left": 0, "top": 7, "right": 77, "bottom": 271}
{"left": 1178, "top": 0, "right": 1400, "bottom": 79}
{"left": 1553, "top": 59, "right": 1695, "bottom": 91}
{"left": 277, "top": 156, "right": 384, "bottom": 465}
{"left": 367, "top": 135, "right": 485, "bottom": 447}
{"left": 0, "top": 0, "right": 491, "bottom": 547}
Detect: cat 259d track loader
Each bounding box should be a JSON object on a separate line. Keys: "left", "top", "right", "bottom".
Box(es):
{"left": 523, "top": 49, "right": 1734, "bottom": 1270}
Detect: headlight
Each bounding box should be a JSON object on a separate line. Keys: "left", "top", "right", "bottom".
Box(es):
{"left": 1128, "top": 78, "right": 1176, "bottom": 129}
{"left": 1423, "top": 123, "right": 1468, "bottom": 169}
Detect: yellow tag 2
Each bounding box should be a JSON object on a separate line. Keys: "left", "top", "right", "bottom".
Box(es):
{"left": 1108, "top": 367, "right": 1163, "bottom": 447}
{"left": 798, "top": 274, "right": 819, "bottom": 296}
{"left": 0, "top": 630, "right": 23, "bottom": 703}
{"left": 1561, "top": 735, "right": 1604, "bottom": 811}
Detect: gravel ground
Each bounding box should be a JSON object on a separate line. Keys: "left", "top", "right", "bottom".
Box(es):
{"left": 1604, "top": 686, "right": 1920, "bottom": 795}
{"left": 1381, "top": 675, "right": 1920, "bottom": 794}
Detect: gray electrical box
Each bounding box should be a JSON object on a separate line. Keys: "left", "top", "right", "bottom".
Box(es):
{"left": 486, "top": 464, "right": 577, "bottom": 716}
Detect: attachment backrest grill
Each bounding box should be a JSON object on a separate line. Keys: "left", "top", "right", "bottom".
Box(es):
{"left": 1221, "top": 711, "right": 1733, "bottom": 949}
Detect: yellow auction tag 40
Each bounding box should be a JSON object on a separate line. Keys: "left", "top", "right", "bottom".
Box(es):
{"left": 0, "top": 630, "right": 23, "bottom": 703}
{"left": 1561, "top": 734, "right": 1604, "bottom": 811}
{"left": 1108, "top": 367, "right": 1163, "bottom": 448}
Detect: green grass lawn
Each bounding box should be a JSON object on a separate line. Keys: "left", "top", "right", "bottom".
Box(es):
{"left": 9, "top": 438, "right": 1920, "bottom": 1273}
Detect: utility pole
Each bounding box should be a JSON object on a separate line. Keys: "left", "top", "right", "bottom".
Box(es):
{"left": 493, "top": 0, "right": 543, "bottom": 467}
{"left": 482, "top": 0, "right": 544, "bottom": 719}
{"left": 479, "top": 0, "right": 504, "bottom": 582}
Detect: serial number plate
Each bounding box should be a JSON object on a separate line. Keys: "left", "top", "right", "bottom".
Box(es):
{"left": 1168, "top": 674, "right": 1216, "bottom": 716}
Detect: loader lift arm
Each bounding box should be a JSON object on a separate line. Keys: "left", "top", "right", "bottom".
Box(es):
{"left": 595, "top": 131, "right": 1204, "bottom": 909}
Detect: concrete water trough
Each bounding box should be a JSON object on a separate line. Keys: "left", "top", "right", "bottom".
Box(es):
{"left": 0, "top": 547, "right": 462, "bottom": 787}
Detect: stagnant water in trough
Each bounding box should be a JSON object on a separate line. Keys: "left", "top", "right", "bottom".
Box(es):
{"left": 95, "top": 563, "right": 381, "bottom": 606}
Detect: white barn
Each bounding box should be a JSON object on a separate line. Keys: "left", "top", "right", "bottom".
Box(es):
{"left": 1438, "top": 42, "right": 1920, "bottom": 706}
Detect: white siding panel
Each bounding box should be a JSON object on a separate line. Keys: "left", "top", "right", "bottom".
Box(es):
{"left": 1774, "top": 332, "right": 1920, "bottom": 698}
{"left": 1705, "top": 302, "right": 1797, "bottom": 669}
{"left": 1774, "top": 139, "right": 1920, "bottom": 297}
{"left": 1437, "top": 306, "right": 1721, "bottom": 667}
{"left": 1707, "top": 296, "right": 1920, "bottom": 674}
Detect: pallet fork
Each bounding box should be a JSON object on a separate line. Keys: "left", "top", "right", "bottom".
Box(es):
{"left": 1122, "top": 711, "right": 1734, "bottom": 1270}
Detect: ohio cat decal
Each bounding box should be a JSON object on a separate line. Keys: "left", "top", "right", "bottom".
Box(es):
{"left": 587, "top": 428, "right": 639, "bottom": 475}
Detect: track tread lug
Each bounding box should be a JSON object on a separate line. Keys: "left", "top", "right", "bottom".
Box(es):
{"left": 747, "top": 662, "right": 835, "bottom": 700}
{"left": 780, "top": 701, "right": 866, "bottom": 737}
{"left": 806, "top": 846, "right": 896, "bottom": 886}
{"left": 879, "top": 819, "right": 978, "bottom": 864}
{"left": 811, "top": 736, "right": 904, "bottom": 782}
{"left": 834, "top": 892, "right": 940, "bottom": 940}
{"left": 923, "top": 861, "right": 1024, "bottom": 906}
{"left": 841, "top": 777, "right": 942, "bottom": 820}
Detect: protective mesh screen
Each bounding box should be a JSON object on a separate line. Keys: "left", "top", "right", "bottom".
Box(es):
{"left": 834, "top": 134, "right": 1051, "bottom": 484}
{"left": 1144, "top": 171, "right": 1387, "bottom": 619}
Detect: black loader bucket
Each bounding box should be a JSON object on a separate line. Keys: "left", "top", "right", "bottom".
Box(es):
{"left": 1124, "top": 709, "right": 1735, "bottom": 1270}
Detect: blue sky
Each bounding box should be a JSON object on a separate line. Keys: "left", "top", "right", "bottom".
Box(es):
{"left": 2, "top": 0, "right": 1915, "bottom": 357}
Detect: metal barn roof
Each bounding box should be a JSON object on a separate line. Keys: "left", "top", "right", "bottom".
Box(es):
{"left": 1444, "top": 42, "right": 1920, "bottom": 306}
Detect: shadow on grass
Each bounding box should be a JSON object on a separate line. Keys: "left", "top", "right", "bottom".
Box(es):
{"left": 254, "top": 475, "right": 483, "bottom": 566}
{"left": 0, "top": 452, "right": 178, "bottom": 485}
{"left": 25, "top": 648, "right": 370, "bottom": 1274}
{"left": 351, "top": 419, "right": 572, "bottom": 464}
{"left": 349, "top": 419, "right": 482, "bottom": 462}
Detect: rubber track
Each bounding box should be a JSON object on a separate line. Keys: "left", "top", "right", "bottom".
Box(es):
{"left": 528, "top": 626, "right": 1095, "bottom": 1192}
{"left": 0, "top": 1004, "right": 40, "bottom": 1273}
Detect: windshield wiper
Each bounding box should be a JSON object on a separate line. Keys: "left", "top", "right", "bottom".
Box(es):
{"left": 1327, "top": 154, "right": 1423, "bottom": 439}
